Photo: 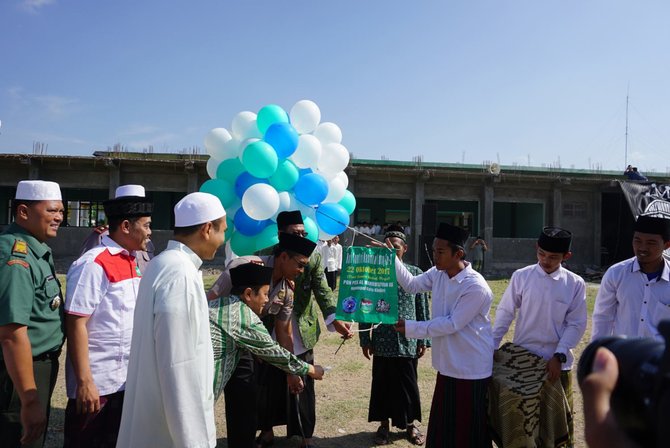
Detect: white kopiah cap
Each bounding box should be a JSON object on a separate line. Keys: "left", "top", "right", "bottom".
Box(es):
{"left": 115, "top": 184, "right": 145, "bottom": 198}
{"left": 15, "top": 180, "right": 62, "bottom": 201}
{"left": 174, "top": 192, "right": 226, "bottom": 227}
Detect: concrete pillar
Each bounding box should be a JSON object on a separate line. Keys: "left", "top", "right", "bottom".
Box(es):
{"left": 28, "top": 162, "right": 39, "bottom": 180}
{"left": 552, "top": 185, "right": 562, "bottom": 226}
{"left": 108, "top": 165, "right": 120, "bottom": 198}
{"left": 593, "top": 191, "right": 602, "bottom": 266}
{"left": 413, "top": 179, "right": 425, "bottom": 265}
{"left": 482, "top": 180, "right": 494, "bottom": 272}
{"left": 186, "top": 171, "right": 198, "bottom": 193}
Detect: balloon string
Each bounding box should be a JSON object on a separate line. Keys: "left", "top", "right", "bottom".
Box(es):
{"left": 311, "top": 206, "right": 386, "bottom": 248}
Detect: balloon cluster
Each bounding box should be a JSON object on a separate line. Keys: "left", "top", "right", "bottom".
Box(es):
{"left": 202, "top": 100, "right": 357, "bottom": 256}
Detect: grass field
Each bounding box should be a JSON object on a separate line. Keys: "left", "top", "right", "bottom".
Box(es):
{"left": 45, "top": 276, "right": 598, "bottom": 447}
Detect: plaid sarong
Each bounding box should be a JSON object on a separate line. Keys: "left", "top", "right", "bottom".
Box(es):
{"left": 489, "top": 343, "right": 571, "bottom": 448}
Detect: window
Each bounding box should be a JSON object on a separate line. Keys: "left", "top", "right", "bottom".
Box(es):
{"left": 563, "top": 201, "right": 587, "bottom": 219}
{"left": 493, "top": 202, "right": 543, "bottom": 238}
{"left": 66, "top": 201, "right": 106, "bottom": 227}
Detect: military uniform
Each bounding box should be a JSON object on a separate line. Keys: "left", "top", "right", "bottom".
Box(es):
{"left": 0, "top": 223, "right": 64, "bottom": 448}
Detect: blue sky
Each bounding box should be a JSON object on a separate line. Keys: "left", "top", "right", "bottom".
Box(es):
{"left": 1, "top": 0, "right": 669, "bottom": 172}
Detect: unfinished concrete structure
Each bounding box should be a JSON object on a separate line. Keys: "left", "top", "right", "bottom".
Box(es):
{"left": 0, "top": 152, "right": 653, "bottom": 274}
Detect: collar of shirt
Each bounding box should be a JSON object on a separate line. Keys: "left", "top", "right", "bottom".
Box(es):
{"left": 533, "top": 263, "right": 563, "bottom": 281}
{"left": 7, "top": 222, "right": 50, "bottom": 259}
{"left": 447, "top": 261, "right": 474, "bottom": 283}
{"left": 166, "top": 240, "right": 203, "bottom": 269}
{"left": 101, "top": 234, "right": 133, "bottom": 257}
{"left": 630, "top": 257, "right": 670, "bottom": 282}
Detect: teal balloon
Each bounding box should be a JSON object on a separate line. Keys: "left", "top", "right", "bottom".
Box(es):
{"left": 199, "top": 178, "right": 236, "bottom": 208}
{"left": 230, "top": 231, "right": 258, "bottom": 256}
{"left": 257, "top": 104, "right": 289, "bottom": 135}
{"left": 338, "top": 190, "right": 356, "bottom": 215}
{"left": 269, "top": 160, "right": 299, "bottom": 191}
{"left": 224, "top": 215, "right": 234, "bottom": 241}
{"left": 216, "top": 157, "right": 245, "bottom": 184}
{"left": 242, "top": 141, "right": 278, "bottom": 178}
{"left": 255, "top": 223, "right": 279, "bottom": 251}
{"left": 303, "top": 216, "right": 319, "bottom": 243}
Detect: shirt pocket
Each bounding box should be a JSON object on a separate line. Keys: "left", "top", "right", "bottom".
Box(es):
{"left": 653, "top": 293, "right": 670, "bottom": 323}
{"left": 550, "top": 295, "right": 572, "bottom": 325}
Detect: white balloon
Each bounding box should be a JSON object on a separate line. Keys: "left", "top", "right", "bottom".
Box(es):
{"left": 232, "top": 111, "right": 261, "bottom": 140}
{"left": 204, "top": 128, "right": 233, "bottom": 159}
{"left": 206, "top": 157, "right": 221, "bottom": 179}
{"left": 324, "top": 177, "right": 346, "bottom": 203}
{"left": 220, "top": 138, "right": 241, "bottom": 159}
{"left": 271, "top": 191, "right": 292, "bottom": 221}
{"left": 313, "top": 122, "right": 342, "bottom": 145}
{"left": 288, "top": 192, "right": 316, "bottom": 219}
{"left": 242, "top": 183, "right": 280, "bottom": 221}
{"left": 336, "top": 171, "right": 349, "bottom": 188}
{"left": 290, "top": 134, "right": 322, "bottom": 169}
{"left": 318, "top": 143, "right": 350, "bottom": 175}
{"left": 289, "top": 100, "right": 321, "bottom": 134}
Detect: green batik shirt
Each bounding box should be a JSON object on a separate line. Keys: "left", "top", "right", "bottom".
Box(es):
{"left": 359, "top": 263, "right": 431, "bottom": 357}
{"left": 0, "top": 223, "right": 65, "bottom": 359}
{"left": 209, "top": 295, "right": 310, "bottom": 401}
{"left": 293, "top": 250, "right": 337, "bottom": 350}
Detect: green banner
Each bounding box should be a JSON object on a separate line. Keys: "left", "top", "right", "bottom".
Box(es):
{"left": 336, "top": 246, "right": 398, "bottom": 324}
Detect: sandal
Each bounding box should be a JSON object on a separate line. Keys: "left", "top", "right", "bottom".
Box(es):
{"left": 407, "top": 425, "right": 425, "bottom": 446}
{"left": 374, "top": 425, "right": 390, "bottom": 445}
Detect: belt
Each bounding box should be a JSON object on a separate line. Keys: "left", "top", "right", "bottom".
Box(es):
{"left": 33, "top": 350, "right": 61, "bottom": 362}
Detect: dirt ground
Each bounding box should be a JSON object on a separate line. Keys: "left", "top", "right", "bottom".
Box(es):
{"left": 43, "top": 278, "right": 597, "bottom": 447}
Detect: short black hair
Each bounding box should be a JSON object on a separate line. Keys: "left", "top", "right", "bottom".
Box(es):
{"left": 173, "top": 216, "right": 224, "bottom": 237}
{"left": 11, "top": 199, "right": 39, "bottom": 219}
{"left": 231, "top": 284, "right": 266, "bottom": 296}
{"left": 108, "top": 216, "right": 141, "bottom": 233}
{"left": 447, "top": 241, "right": 466, "bottom": 260}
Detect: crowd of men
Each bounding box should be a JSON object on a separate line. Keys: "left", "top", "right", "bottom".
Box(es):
{"left": 1, "top": 178, "right": 668, "bottom": 448}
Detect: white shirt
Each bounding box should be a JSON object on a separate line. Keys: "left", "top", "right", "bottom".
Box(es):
{"left": 65, "top": 235, "right": 142, "bottom": 398}
{"left": 324, "top": 243, "right": 342, "bottom": 272}
{"left": 396, "top": 260, "right": 494, "bottom": 379}
{"left": 492, "top": 264, "right": 587, "bottom": 370}
{"left": 591, "top": 256, "right": 670, "bottom": 341}
{"left": 117, "top": 241, "right": 216, "bottom": 448}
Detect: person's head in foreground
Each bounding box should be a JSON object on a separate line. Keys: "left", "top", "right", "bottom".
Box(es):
{"left": 536, "top": 226, "right": 572, "bottom": 274}
{"left": 13, "top": 180, "right": 64, "bottom": 242}
{"left": 273, "top": 232, "right": 317, "bottom": 280}
{"left": 104, "top": 184, "right": 153, "bottom": 252}
{"left": 385, "top": 224, "right": 408, "bottom": 261}
{"left": 632, "top": 214, "right": 670, "bottom": 271}
{"left": 173, "top": 192, "right": 227, "bottom": 260}
{"left": 432, "top": 222, "right": 469, "bottom": 272}
{"left": 230, "top": 262, "right": 274, "bottom": 315}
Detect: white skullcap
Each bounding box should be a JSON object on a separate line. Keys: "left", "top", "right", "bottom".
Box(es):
{"left": 115, "top": 184, "right": 145, "bottom": 198}
{"left": 15, "top": 180, "right": 62, "bottom": 201}
{"left": 174, "top": 192, "right": 226, "bottom": 227}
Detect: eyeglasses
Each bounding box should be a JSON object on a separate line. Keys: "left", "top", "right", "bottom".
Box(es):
{"left": 291, "top": 257, "right": 309, "bottom": 269}
{"left": 292, "top": 230, "right": 308, "bottom": 237}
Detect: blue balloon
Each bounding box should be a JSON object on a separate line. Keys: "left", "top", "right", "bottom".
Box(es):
{"left": 294, "top": 173, "right": 328, "bottom": 206}
{"left": 234, "top": 208, "right": 269, "bottom": 236}
{"left": 316, "top": 203, "right": 349, "bottom": 235}
{"left": 298, "top": 168, "right": 313, "bottom": 177}
{"left": 235, "top": 171, "right": 269, "bottom": 199}
{"left": 264, "top": 122, "right": 299, "bottom": 159}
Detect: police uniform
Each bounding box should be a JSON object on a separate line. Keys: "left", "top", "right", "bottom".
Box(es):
{"left": 0, "top": 223, "right": 64, "bottom": 447}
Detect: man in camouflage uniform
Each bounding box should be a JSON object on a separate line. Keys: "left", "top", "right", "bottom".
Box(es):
{"left": 0, "top": 180, "right": 65, "bottom": 447}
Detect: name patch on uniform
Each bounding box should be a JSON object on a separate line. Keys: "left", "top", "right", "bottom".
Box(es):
{"left": 11, "top": 240, "right": 28, "bottom": 255}
{"left": 7, "top": 259, "right": 29, "bottom": 268}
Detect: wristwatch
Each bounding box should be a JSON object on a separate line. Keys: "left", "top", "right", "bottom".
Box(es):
{"left": 553, "top": 352, "right": 567, "bottom": 363}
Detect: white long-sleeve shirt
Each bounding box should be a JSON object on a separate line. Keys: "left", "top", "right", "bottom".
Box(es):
{"left": 323, "top": 243, "right": 342, "bottom": 272}
{"left": 117, "top": 241, "right": 216, "bottom": 448}
{"left": 591, "top": 256, "right": 670, "bottom": 342}
{"left": 396, "top": 260, "right": 494, "bottom": 379}
{"left": 492, "top": 264, "right": 587, "bottom": 370}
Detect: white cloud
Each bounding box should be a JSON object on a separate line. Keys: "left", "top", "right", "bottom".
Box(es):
{"left": 6, "top": 87, "right": 79, "bottom": 119}
{"left": 34, "top": 95, "right": 79, "bottom": 119}
{"left": 119, "top": 124, "right": 161, "bottom": 137}
{"left": 20, "top": 0, "right": 56, "bottom": 13}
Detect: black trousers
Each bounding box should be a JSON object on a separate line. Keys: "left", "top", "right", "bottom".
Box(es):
{"left": 287, "top": 351, "right": 316, "bottom": 439}
{"left": 224, "top": 351, "right": 257, "bottom": 448}
{"left": 325, "top": 270, "right": 338, "bottom": 291}
{"left": 0, "top": 354, "right": 59, "bottom": 448}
